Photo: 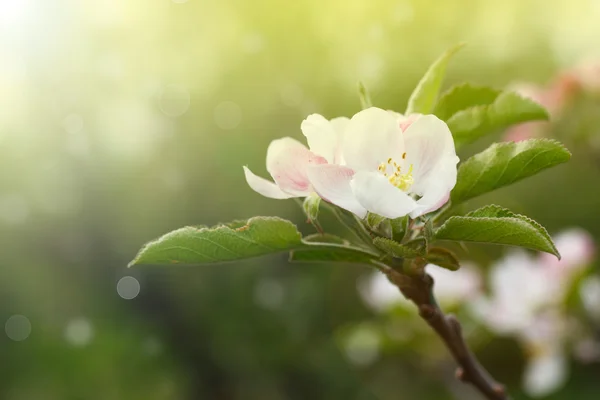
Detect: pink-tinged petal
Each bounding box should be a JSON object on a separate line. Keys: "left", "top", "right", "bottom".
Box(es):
{"left": 409, "top": 188, "right": 449, "bottom": 219}
{"left": 402, "top": 115, "right": 458, "bottom": 217}
{"left": 243, "top": 166, "right": 297, "bottom": 199}
{"left": 343, "top": 107, "right": 405, "bottom": 172}
{"left": 266, "top": 137, "right": 327, "bottom": 196}
{"left": 306, "top": 164, "right": 367, "bottom": 218}
{"left": 350, "top": 171, "right": 417, "bottom": 219}
{"left": 301, "top": 114, "right": 338, "bottom": 163}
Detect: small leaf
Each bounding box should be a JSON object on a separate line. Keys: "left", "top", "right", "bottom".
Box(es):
{"left": 129, "top": 217, "right": 303, "bottom": 266}
{"left": 358, "top": 81, "right": 373, "bottom": 109}
{"left": 447, "top": 91, "right": 549, "bottom": 147}
{"left": 426, "top": 247, "right": 460, "bottom": 271}
{"left": 302, "top": 194, "right": 321, "bottom": 222}
{"left": 366, "top": 212, "right": 386, "bottom": 229}
{"left": 366, "top": 212, "right": 392, "bottom": 238}
{"left": 434, "top": 205, "right": 560, "bottom": 258}
{"left": 390, "top": 216, "right": 409, "bottom": 242}
{"left": 404, "top": 238, "right": 427, "bottom": 255}
{"left": 405, "top": 43, "right": 465, "bottom": 115}
{"left": 434, "top": 83, "right": 501, "bottom": 121}
{"left": 373, "top": 237, "right": 424, "bottom": 259}
{"left": 451, "top": 139, "right": 571, "bottom": 204}
{"left": 423, "top": 219, "right": 434, "bottom": 245}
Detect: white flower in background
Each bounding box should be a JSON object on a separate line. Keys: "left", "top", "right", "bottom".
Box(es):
{"left": 580, "top": 275, "right": 600, "bottom": 322}
{"left": 243, "top": 114, "right": 349, "bottom": 200}
{"left": 520, "top": 312, "right": 569, "bottom": 398}
{"left": 359, "top": 263, "right": 481, "bottom": 312}
{"left": 470, "top": 251, "right": 552, "bottom": 334}
{"left": 245, "top": 107, "right": 459, "bottom": 219}
{"left": 472, "top": 228, "right": 596, "bottom": 398}
{"left": 523, "top": 347, "right": 568, "bottom": 398}
{"left": 307, "top": 107, "right": 459, "bottom": 219}
{"left": 472, "top": 229, "right": 595, "bottom": 335}
{"left": 358, "top": 270, "right": 404, "bottom": 312}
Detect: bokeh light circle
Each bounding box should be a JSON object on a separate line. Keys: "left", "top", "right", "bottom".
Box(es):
{"left": 117, "top": 276, "right": 141, "bottom": 300}
{"left": 254, "top": 278, "right": 285, "bottom": 310}
{"left": 214, "top": 101, "right": 242, "bottom": 130}
{"left": 5, "top": 315, "right": 31, "bottom": 341}
{"left": 159, "top": 85, "right": 191, "bottom": 117}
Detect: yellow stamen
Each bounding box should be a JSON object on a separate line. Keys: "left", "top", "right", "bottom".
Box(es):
{"left": 378, "top": 156, "right": 414, "bottom": 191}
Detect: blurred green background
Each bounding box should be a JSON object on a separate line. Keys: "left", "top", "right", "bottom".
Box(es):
{"left": 1, "top": 0, "right": 600, "bottom": 399}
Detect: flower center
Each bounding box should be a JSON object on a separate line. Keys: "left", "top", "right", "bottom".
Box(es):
{"left": 377, "top": 155, "right": 414, "bottom": 192}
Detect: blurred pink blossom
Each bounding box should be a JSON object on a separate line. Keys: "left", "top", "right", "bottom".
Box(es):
{"left": 504, "top": 73, "right": 580, "bottom": 142}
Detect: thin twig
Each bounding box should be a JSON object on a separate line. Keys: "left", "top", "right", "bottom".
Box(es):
{"left": 385, "top": 268, "right": 509, "bottom": 400}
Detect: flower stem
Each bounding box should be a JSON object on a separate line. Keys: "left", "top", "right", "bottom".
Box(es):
{"left": 384, "top": 267, "right": 509, "bottom": 400}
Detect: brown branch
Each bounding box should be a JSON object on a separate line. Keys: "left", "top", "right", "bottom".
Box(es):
{"left": 385, "top": 267, "right": 509, "bottom": 400}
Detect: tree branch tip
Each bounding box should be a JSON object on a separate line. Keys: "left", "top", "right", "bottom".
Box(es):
{"left": 493, "top": 384, "right": 507, "bottom": 397}
{"left": 418, "top": 304, "right": 436, "bottom": 319}
{"left": 455, "top": 367, "right": 467, "bottom": 381}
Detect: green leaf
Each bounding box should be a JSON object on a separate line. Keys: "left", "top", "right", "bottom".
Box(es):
{"left": 405, "top": 43, "right": 465, "bottom": 115}
{"left": 434, "top": 83, "right": 501, "bottom": 121}
{"left": 426, "top": 247, "right": 460, "bottom": 271}
{"left": 292, "top": 233, "right": 380, "bottom": 264}
{"left": 302, "top": 194, "right": 321, "bottom": 222}
{"left": 390, "top": 216, "right": 409, "bottom": 242}
{"left": 447, "top": 91, "right": 549, "bottom": 147}
{"left": 358, "top": 81, "right": 373, "bottom": 109}
{"left": 434, "top": 205, "right": 559, "bottom": 258}
{"left": 451, "top": 139, "right": 571, "bottom": 204}
{"left": 423, "top": 219, "right": 434, "bottom": 245}
{"left": 373, "top": 237, "right": 424, "bottom": 259}
{"left": 129, "top": 217, "right": 304, "bottom": 266}
{"left": 365, "top": 212, "right": 391, "bottom": 238}
{"left": 303, "top": 233, "right": 349, "bottom": 245}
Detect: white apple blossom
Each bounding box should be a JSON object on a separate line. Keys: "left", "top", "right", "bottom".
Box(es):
{"left": 307, "top": 107, "right": 459, "bottom": 219}
{"left": 358, "top": 263, "right": 481, "bottom": 312}
{"left": 243, "top": 114, "right": 352, "bottom": 200}
{"left": 244, "top": 107, "right": 459, "bottom": 220}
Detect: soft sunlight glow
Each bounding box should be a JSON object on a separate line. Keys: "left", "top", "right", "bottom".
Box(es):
{"left": 0, "top": 0, "right": 31, "bottom": 28}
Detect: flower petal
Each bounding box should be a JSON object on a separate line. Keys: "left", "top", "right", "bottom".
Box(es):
{"left": 343, "top": 107, "right": 405, "bottom": 172}
{"left": 306, "top": 164, "right": 367, "bottom": 218}
{"left": 243, "top": 166, "right": 297, "bottom": 199}
{"left": 329, "top": 116, "right": 350, "bottom": 164}
{"left": 350, "top": 171, "right": 417, "bottom": 219}
{"left": 402, "top": 115, "right": 459, "bottom": 217}
{"left": 301, "top": 114, "right": 339, "bottom": 164}
{"left": 266, "top": 137, "right": 327, "bottom": 196}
